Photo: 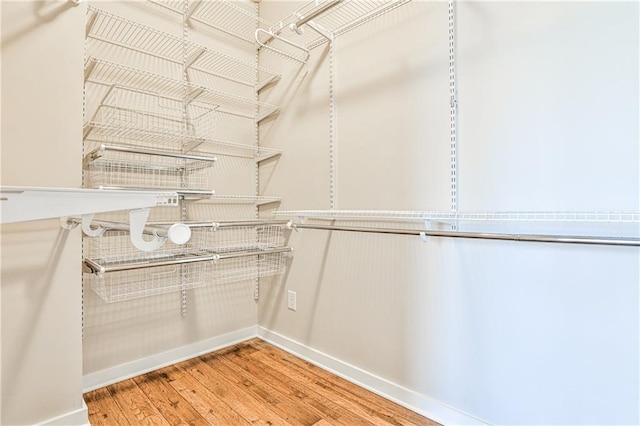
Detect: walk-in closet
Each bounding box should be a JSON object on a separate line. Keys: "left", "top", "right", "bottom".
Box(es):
{"left": 1, "top": 0, "right": 639, "bottom": 424}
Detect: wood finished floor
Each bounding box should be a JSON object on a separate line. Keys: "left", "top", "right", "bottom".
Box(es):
{"left": 84, "top": 338, "right": 439, "bottom": 426}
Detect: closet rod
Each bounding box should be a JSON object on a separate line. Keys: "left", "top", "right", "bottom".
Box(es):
{"left": 86, "top": 144, "right": 218, "bottom": 163}
{"left": 69, "top": 218, "right": 290, "bottom": 237}
{"left": 290, "top": 223, "right": 640, "bottom": 247}
{"left": 84, "top": 246, "right": 293, "bottom": 274}
{"left": 183, "top": 220, "right": 292, "bottom": 228}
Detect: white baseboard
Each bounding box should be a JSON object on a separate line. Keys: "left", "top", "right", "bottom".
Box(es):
{"left": 257, "top": 327, "right": 489, "bottom": 426}
{"left": 83, "top": 326, "right": 257, "bottom": 392}
{"left": 38, "top": 400, "right": 89, "bottom": 426}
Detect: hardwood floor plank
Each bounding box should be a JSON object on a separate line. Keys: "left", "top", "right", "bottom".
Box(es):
{"left": 158, "top": 364, "right": 252, "bottom": 425}
{"left": 226, "top": 345, "right": 374, "bottom": 426}
{"left": 132, "top": 369, "right": 209, "bottom": 426}
{"left": 84, "top": 386, "right": 131, "bottom": 426}
{"left": 179, "top": 357, "right": 293, "bottom": 426}
{"left": 107, "top": 379, "right": 171, "bottom": 426}
{"left": 250, "top": 340, "right": 438, "bottom": 426}
{"left": 248, "top": 348, "right": 408, "bottom": 426}
{"left": 212, "top": 351, "right": 325, "bottom": 426}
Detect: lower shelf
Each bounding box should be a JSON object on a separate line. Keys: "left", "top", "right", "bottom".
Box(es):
{"left": 84, "top": 247, "right": 291, "bottom": 303}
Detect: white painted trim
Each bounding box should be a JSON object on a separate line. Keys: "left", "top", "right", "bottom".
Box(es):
{"left": 38, "top": 400, "right": 89, "bottom": 426}
{"left": 257, "top": 327, "right": 489, "bottom": 426}
{"left": 83, "top": 326, "right": 257, "bottom": 392}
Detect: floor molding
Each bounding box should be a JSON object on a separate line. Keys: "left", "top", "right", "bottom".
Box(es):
{"left": 257, "top": 327, "right": 489, "bottom": 426}
{"left": 83, "top": 326, "right": 257, "bottom": 392}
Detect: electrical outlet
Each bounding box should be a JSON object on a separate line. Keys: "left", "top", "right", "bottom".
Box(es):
{"left": 287, "top": 290, "right": 297, "bottom": 311}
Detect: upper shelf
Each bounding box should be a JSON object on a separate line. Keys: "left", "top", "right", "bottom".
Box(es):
{"left": 86, "top": 6, "right": 280, "bottom": 91}
{"left": 265, "top": 0, "right": 411, "bottom": 51}
{"left": 85, "top": 57, "right": 279, "bottom": 122}
{"left": 0, "top": 187, "right": 178, "bottom": 225}
{"left": 148, "top": 0, "right": 272, "bottom": 44}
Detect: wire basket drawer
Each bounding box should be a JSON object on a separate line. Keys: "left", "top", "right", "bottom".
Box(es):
{"left": 87, "top": 261, "right": 208, "bottom": 303}
{"left": 190, "top": 224, "right": 285, "bottom": 252}
{"left": 86, "top": 87, "right": 216, "bottom": 147}
{"left": 84, "top": 149, "right": 214, "bottom": 190}
{"left": 86, "top": 251, "right": 289, "bottom": 303}
{"left": 207, "top": 251, "right": 288, "bottom": 285}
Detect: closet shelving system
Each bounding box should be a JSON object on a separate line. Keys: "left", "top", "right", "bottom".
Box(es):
{"left": 82, "top": 3, "right": 292, "bottom": 307}
{"left": 260, "top": 0, "right": 640, "bottom": 246}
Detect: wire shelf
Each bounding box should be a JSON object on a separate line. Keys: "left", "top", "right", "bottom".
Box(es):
{"left": 85, "top": 58, "right": 279, "bottom": 121}
{"left": 86, "top": 6, "right": 280, "bottom": 90}
{"left": 86, "top": 86, "right": 216, "bottom": 141}
{"left": 206, "top": 195, "right": 282, "bottom": 205}
{"left": 190, "top": 224, "right": 285, "bottom": 253}
{"left": 190, "top": 140, "right": 282, "bottom": 162}
{"left": 268, "top": 0, "right": 411, "bottom": 50}
{"left": 86, "top": 250, "right": 289, "bottom": 303}
{"left": 273, "top": 210, "right": 640, "bottom": 223}
{"left": 188, "top": 0, "right": 273, "bottom": 43}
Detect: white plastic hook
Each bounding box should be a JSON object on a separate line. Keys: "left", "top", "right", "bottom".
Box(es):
{"left": 129, "top": 208, "right": 166, "bottom": 252}
{"left": 82, "top": 214, "right": 107, "bottom": 237}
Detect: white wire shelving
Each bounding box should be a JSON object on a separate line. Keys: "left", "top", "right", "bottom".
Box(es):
{"left": 273, "top": 210, "right": 640, "bottom": 223}
{"left": 81, "top": 0, "right": 290, "bottom": 308}
{"left": 0, "top": 186, "right": 178, "bottom": 224}
{"left": 86, "top": 6, "right": 280, "bottom": 91}
{"left": 257, "top": 0, "right": 411, "bottom": 61}
{"left": 85, "top": 58, "right": 279, "bottom": 122}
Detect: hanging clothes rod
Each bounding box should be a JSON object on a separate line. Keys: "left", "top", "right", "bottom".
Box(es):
{"left": 70, "top": 218, "right": 290, "bottom": 233}
{"left": 84, "top": 246, "right": 293, "bottom": 275}
{"left": 181, "top": 220, "right": 292, "bottom": 228}
{"left": 290, "top": 223, "right": 640, "bottom": 247}
{"left": 85, "top": 144, "right": 218, "bottom": 163}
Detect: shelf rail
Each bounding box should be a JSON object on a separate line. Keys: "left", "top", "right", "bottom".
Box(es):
{"left": 287, "top": 223, "right": 640, "bottom": 247}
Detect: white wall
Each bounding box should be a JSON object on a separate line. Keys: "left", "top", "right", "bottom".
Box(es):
{"left": 258, "top": 1, "right": 639, "bottom": 424}
{"left": 1, "top": 1, "right": 86, "bottom": 424}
